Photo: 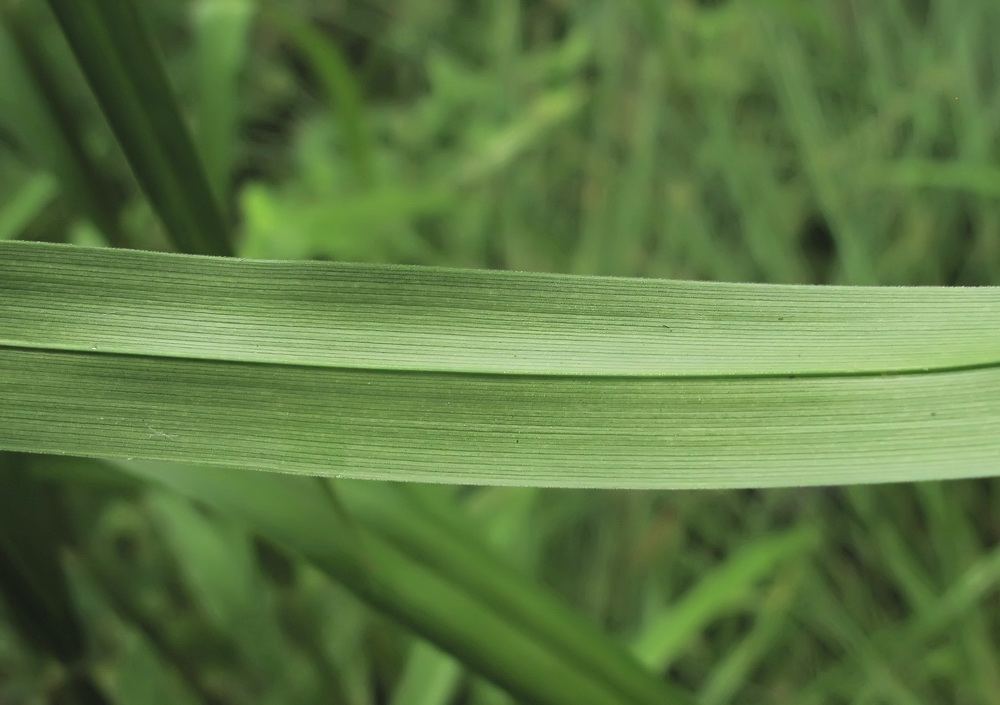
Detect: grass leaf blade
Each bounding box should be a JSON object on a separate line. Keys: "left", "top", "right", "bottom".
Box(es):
{"left": 2, "top": 241, "right": 998, "bottom": 488}
{"left": 45, "top": 0, "right": 232, "bottom": 255}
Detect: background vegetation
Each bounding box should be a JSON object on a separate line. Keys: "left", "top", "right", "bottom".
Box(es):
{"left": 2, "top": 0, "right": 1000, "bottom": 703}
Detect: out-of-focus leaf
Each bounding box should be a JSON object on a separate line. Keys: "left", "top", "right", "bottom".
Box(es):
{"left": 0, "top": 4, "right": 127, "bottom": 246}
{"left": 101, "top": 459, "right": 690, "bottom": 705}
{"left": 192, "top": 0, "right": 256, "bottom": 209}
{"left": 0, "top": 173, "right": 58, "bottom": 241}
{"left": 45, "top": 0, "right": 231, "bottom": 255}
{"left": 0, "top": 453, "right": 84, "bottom": 664}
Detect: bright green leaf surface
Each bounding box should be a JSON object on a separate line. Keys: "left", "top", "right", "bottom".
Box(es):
{"left": 2, "top": 240, "right": 999, "bottom": 488}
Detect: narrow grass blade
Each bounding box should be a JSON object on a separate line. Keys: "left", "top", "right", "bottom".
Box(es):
{"left": 455, "top": 86, "right": 586, "bottom": 185}
{"left": 2, "top": 240, "right": 999, "bottom": 488}
{"left": 334, "top": 480, "right": 680, "bottom": 705}
{"left": 631, "top": 528, "right": 819, "bottom": 670}
{"left": 870, "top": 160, "right": 1000, "bottom": 198}
{"left": 95, "top": 458, "right": 691, "bottom": 705}
{"left": 45, "top": 0, "right": 232, "bottom": 255}
{"left": 699, "top": 569, "right": 804, "bottom": 705}
{"left": 0, "top": 5, "right": 127, "bottom": 246}
{"left": 265, "top": 5, "right": 375, "bottom": 188}
{"left": 192, "top": 0, "right": 256, "bottom": 210}
{"left": 757, "top": 11, "right": 876, "bottom": 284}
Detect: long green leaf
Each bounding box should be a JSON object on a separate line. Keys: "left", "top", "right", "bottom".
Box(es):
{"left": 45, "top": 0, "right": 231, "bottom": 255}
{"left": 2, "top": 240, "right": 999, "bottom": 487}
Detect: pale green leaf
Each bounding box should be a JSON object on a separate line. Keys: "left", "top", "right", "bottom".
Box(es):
{"left": 2, "top": 240, "right": 999, "bottom": 488}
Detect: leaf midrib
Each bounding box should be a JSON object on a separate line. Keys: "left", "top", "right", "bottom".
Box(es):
{"left": 1, "top": 343, "right": 1000, "bottom": 383}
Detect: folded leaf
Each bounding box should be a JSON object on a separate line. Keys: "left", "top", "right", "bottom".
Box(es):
{"left": 2, "top": 240, "right": 999, "bottom": 488}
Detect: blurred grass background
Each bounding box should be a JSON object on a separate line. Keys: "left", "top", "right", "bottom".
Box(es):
{"left": 2, "top": 0, "right": 1000, "bottom": 703}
